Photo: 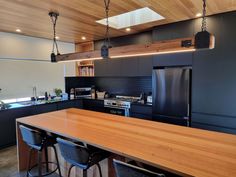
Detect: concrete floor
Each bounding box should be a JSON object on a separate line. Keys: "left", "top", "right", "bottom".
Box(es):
{"left": 0, "top": 146, "right": 60, "bottom": 177}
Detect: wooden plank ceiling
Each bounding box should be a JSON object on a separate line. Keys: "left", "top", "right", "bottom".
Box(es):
{"left": 0, "top": 0, "right": 235, "bottom": 43}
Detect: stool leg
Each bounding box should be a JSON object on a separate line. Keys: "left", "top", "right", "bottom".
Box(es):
{"left": 68, "top": 164, "right": 74, "bottom": 177}
{"left": 96, "top": 163, "right": 103, "bottom": 177}
{"left": 83, "top": 169, "right": 87, "bottom": 177}
{"left": 27, "top": 148, "right": 33, "bottom": 177}
{"left": 52, "top": 145, "right": 62, "bottom": 177}
{"left": 44, "top": 147, "right": 49, "bottom": 172}
{"left": 38, "top": 151, "right": 42, "bottom": 177}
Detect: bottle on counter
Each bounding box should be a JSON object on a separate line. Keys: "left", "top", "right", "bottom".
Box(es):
{"left": 45, "top": 92, "right": 48, "bottom": 101}
{"left": 70, "top": 88, "right": 75, "bottom": 100}
{"left": 48, "top": 94, "right": 52, "bottom": 101}
{"left": 91, "top": 85, "right": 96, "bottom": 99}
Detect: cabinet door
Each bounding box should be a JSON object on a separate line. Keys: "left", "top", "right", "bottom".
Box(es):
{"left": 74, "top": 99, "right": 83, "bottom": 109}
{"left": 130, "top": 113, "right": 152, "bottom": 121}
{"left": 120, "top": 57, "right": 138, "bottom": 76}
{"left": 138, "top": 56, "right": 153, "bottom": 76}
{"left": 130, "top": 104, "right": 152, "bottom": 121}
{"left": 153, "top": 52, "right": 193, "bottom": 67}
{"left": 83, "top": 99, "right": 105, "bottom": 112}
{"left": 57, "top": 100, "right": 75, "bottom": 110}
{"left": 107, "top": 59, "right": 122, "bottom": 76}
{"left": 32, "top": 103, "right": 57, "bottom": 114}
{"left": 0, "top": 110, "right": 13, "bottom": 148}
{"left": 94, "top": 60, "right": 108, "bottom": 76}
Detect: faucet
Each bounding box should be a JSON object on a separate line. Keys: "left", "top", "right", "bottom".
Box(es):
{"left": 33, "top": 86, "right": 37, "bottom": 102}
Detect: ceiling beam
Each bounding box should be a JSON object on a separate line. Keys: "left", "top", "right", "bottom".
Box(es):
{"left": 56, "top": 35, "right": 215, "bottom": 62}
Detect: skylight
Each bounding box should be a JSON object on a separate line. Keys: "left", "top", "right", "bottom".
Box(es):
{"left": 96, "top": 7, "right": 165, "bottom": 29}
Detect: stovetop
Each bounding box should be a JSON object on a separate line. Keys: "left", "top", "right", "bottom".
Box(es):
{"left": 104, "top": 96, "right": 140, "bottom": 109}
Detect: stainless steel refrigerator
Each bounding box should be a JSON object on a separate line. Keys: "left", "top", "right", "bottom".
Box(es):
{"left": 152, "top": 67, "right": 191, "bottom": 126}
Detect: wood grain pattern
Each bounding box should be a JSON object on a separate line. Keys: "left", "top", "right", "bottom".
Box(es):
{"left": 56, "top": 36, "right": 215, "bottom": 62}
{"left": 0, "top": 0, "right": 235, "bottom": 43}
{"left": 16, "top": 108, "right": 236, "bottom": 177}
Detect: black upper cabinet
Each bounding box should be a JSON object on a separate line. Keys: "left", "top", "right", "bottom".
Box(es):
{"left": 107, "top": 59, "right": 122, "bottom": 76}
{"left": 120, "top": 57, "right": 139, "bottom": 76}
{"left": 153, "top": 52, "right": 193, "bottom": 67}
{"left": 153, "top": 20, "right": 194, "bottom": 41}
{"left": 94, "top": 57, "right": 153, "bottom": 77}
{"left": 94, "top": 59, "right": 108, "bottom": 77}
{"left": 138, "top": 56, "right": 153, "bottom": 76}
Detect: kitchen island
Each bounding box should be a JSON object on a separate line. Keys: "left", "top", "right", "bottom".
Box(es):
{"left": 16, "top": 108, "right": 236, "bottom": 177}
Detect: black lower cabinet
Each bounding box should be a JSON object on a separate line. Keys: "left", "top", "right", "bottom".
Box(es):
{"left": 191, "top": 113, "right": 236, "bottom": 134}
{"left": 74, "top": 99, "right": 83, "bottom": 109}
{"left": 57, "top": 100, "right": 75, "bottom": 110}
{"left": 0, "top": 100, "right": 84, "bottom": 149}
{"left": 0, "top": 107, "right": 33, "bottom": 149}
{"left": 130, "top": 104, "right": 152, "bottom": 121}
{"left": 32, "top": 103, "right": 57, "bottom": 115}
{"left": 82, "top": 99, "right": 105, "bottom": 112}
{"left": 0, "top": 110, "right": 14, "bottom": 148}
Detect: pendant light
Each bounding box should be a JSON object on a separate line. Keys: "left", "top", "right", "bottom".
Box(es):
{"left": 101, "top": 0, "right": 111, "bottom": 59}
{"left": 49, "top": 11, "right": 60, "bottom": 62}
{"left": 195, "top": 0, "right": 212, "bottom": 48}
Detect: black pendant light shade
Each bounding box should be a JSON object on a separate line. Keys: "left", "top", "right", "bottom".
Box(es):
{"left": 101, "top": 0, "right": 111, "bottom": 59}
{"left": 101, "top": 45, "right": 109, "bottom": 58}
{"left": 195, "top": 0, "right": 213, "bottom": 49}
{"left": 195, "top": 30, "right": 211, "bottom": 49}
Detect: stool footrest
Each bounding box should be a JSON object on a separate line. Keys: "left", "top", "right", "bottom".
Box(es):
{"left": 27, "top": 161, "right": 59, "bottom": 177}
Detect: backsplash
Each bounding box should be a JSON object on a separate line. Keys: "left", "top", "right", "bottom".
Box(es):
{"left": 65, "top": 76, "right": 152, "bottom": 97}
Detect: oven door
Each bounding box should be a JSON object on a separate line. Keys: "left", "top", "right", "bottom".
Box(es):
{"left": 105, "top": 107, "right": 130, "bottom": 117}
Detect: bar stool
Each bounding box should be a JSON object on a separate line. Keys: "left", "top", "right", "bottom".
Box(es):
{"left": 57, "top": 137, "right": 110, "bottom": 177}
{"left": 19, "top": 125, "right": 62, "bottom": 177}
{"left": 113, "top": 159, "right": 165, "bottom": 177}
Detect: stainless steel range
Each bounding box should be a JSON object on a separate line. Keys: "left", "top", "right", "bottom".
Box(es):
{"left": 104, "top": 96, "right": 139, "bottom": 117}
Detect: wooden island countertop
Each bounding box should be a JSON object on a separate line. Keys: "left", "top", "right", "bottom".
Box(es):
{"left": 16, "top": 108, "right": 236, "bottom": 177}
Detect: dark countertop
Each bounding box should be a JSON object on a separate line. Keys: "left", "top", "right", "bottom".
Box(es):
{"left": 131, "top": 101, "right": 152, "bottom": 107}
{"left": 0, "top": 96, "right": 151, "bottom": 111}
{"left": 0, "top": 99, "right": 72, "bottom": 111}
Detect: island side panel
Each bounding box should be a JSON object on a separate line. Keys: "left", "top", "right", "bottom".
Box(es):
{"left": 16, "top": 121, "right": 37, "bottom": 171}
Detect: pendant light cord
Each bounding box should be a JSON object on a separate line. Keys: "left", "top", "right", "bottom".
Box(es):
{"left": 201, "top": 0, "right": 207, "bottom": 31}
{"left": 103, "top": 0, "right": 111, "bottom": 47}
{"left": 49, "top": 12, "right": 60, "bottom": 55}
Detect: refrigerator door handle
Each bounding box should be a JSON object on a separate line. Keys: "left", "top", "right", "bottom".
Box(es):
{"left": 187, "top": 103, "right": 190, "bottom": 117}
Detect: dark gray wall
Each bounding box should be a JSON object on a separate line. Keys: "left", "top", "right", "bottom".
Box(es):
{"left": 93, "top": 11, "right": 236, "bottom": 134}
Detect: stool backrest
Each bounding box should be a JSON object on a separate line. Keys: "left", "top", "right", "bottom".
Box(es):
{"left": 57, "top": 138, "right": 90, "bottom": 165}
{"left": 19, "top": 125, "right": 43, "bottom": 146}
{"left": 113, "top": 159, "right": 165, "bottom": 177}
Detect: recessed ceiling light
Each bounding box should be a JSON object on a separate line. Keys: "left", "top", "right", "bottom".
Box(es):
{"left": 81, "top": 36, "right": 86, "bottom": 40}
{"left": 16, "top": 29, "right": 21, "bottom": 32}
{"left": 55, "top": 36, "right": 60, "bottom": 39}
{"left": 196, "top": 13, "right": 202, "bottom": 17}
{"left": 126, "top": 28, "right": 131, "bottom": 32}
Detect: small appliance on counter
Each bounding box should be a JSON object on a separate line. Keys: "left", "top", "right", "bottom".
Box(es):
{"left": 91, "top": 85, "right": 96, "bottom": 99}
{"left": 96, "top": 91, "right": 106, "bottom": 99}
{"left": 70, "top": 88, "right": 75, "bottom": 100}
{"left": 74, "top": 87, "right": 91, "bottom": 98}
{"left": 147, "top": 95, "right": 152, "bottom": 104}
{"left": 61, "top": 93, "right": 68, "bottom": 101}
